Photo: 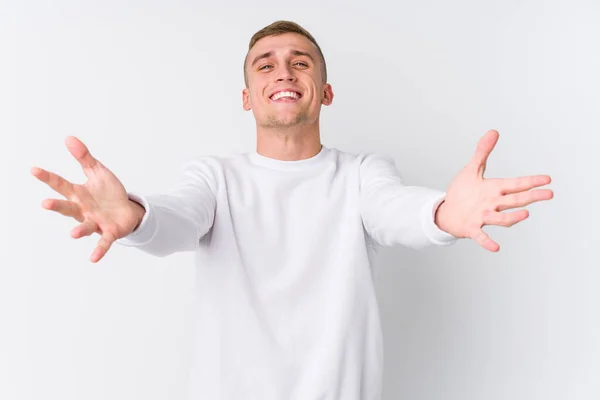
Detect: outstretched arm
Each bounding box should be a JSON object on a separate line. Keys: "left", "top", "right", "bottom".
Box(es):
{"left": 359, "top": 153, "right": 458, "bottom": 250}
{"left": 32, "top": 136, "right": 217, "bottom": 262}
{"left": 115, "top": 158, "right": 217, "bottom": 257}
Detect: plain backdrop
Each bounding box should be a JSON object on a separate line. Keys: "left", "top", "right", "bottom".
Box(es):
{"left": 1, "top": 0, "right": 598, "bottom": 399}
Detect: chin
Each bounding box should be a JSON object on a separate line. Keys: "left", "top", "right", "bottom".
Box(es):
{"left": 265, "top": 113, "right": 310, "bottom": 127}
{"left": 270, "top": 118, "right": 309, "bottom": 127}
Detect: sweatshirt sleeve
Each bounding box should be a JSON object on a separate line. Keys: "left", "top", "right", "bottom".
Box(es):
{"left": 115, "top": 158, "right": 218, "bottom": 257}
{"left": 359, "top": 153, "right": 458, "bottom": 250}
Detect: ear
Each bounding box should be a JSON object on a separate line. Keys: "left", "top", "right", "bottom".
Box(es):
{"left": 321, "top": 83, "right": 334, "bottom": 106}
{"left": 242, "top": 88, "right": 251, "bottom": 111}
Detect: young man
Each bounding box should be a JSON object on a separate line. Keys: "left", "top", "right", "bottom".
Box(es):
{"left": 31, "top": 20, "right": 553, "bottom": 400}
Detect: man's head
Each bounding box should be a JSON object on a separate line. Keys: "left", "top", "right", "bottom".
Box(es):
{"left": 242, "top": 20, "right": 333, "bottom": 130}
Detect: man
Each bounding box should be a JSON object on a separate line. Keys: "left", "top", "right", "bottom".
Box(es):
{"left": 31, "top": 20, "right": 553, "bottom": 400}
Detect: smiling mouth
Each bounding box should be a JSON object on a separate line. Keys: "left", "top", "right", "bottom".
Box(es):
{"left": 270, "top": 91, "right": 303, "bottom": 102}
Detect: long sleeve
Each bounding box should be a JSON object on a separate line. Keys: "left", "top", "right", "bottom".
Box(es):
{"left": 115, "top": 158, "right": 218, "bottom": 257}
{"left": 359, "top": 153, "right": 458, "bottom": 250}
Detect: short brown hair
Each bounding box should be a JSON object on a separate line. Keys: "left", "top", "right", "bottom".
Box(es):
{"left": 243, "top": 20, "right": 327, "bottom": 87}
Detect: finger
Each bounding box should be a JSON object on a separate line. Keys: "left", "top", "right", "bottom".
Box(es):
{"left": 497, "top": 189, "right": 554, "bottom": 211}
{"left": 469, "top": 130, "right": 499, "bottom": 178}
{"left": 90, "top": 232, "right": 116, "bottom": 263}
{"left": 41, "top": 198, "right": 83, "bottom": 222}
{"left": 472, "top": 229, "right": 500, "bottom": 252}
{"left": 71, "top": 219, "right": 98, "bottom": 239}
{"left": 65, "top": 136, "right": 100, "bottom": 171}
{"left": 499, "top": 175, "right": 552, "bottom": 195}
{"left": 31, "top": 166, "right": 75, "bottom": 198}
{"left": 483, "top": 209, "right": 529, "bottom": 227}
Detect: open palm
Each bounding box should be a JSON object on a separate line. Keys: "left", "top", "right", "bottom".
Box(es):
{"left": 435, "top": 130, "right": 554, "bottom": 252}
{"left": 31, "top": 136, "right": 142, "bottom": 262}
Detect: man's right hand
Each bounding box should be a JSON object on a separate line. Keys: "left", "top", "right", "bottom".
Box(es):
{"left": 31, "top": 136, "right": 145, "bottom": 263}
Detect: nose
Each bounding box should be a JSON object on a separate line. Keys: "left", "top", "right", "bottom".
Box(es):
{"left": 275, "top": 65, "right": 296, "bottom": 82}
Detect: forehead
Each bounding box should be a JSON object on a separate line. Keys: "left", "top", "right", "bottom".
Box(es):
{"left": 248, "top": 32, "right": 318, "bottom": 59}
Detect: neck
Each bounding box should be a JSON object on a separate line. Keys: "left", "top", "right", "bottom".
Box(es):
{"left": 255, "top": 121, "right": 322, "bottom": 161}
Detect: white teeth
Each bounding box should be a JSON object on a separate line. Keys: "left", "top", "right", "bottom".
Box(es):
{"left": 271, "top": 91, "right": 300, "bottom": 101}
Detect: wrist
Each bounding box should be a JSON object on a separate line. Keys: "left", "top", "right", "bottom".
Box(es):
{"left": 129, "top": 199, "right": 146, "bottom": 231}
{"left": 434, "top": 200, "right": 451, "bottom": 234}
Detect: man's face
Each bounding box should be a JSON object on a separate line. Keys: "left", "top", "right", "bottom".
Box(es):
{"left": 242, "top": 33, "right": 333, "bottom": 129}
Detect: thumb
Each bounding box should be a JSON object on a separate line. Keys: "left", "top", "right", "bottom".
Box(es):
{"left": 65, "top": 136, "right": 100, "bottom": 171}
{"left": 470, "top": 130, "right": 499, "bottom": 177}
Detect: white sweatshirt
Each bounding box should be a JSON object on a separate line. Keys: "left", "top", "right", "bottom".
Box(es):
{"left": 116, "top": 145, "right": 457, "bottom": 400}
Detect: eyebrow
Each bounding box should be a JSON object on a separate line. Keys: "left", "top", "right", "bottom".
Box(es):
{"left": 250, "top": 50, "right": 315, "bottom": 67}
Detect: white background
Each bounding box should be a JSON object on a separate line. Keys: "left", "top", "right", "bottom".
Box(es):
{"left": 1, "top": 0, "right": 598, "bottom": 399}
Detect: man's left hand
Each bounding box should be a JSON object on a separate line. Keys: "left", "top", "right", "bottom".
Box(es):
{"left": 434, "top": 129, "right": 554, "bottom": 252}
